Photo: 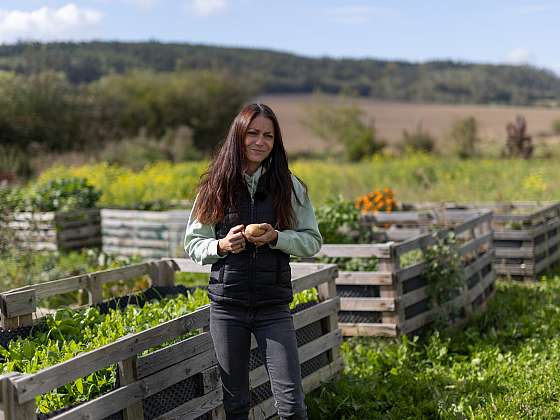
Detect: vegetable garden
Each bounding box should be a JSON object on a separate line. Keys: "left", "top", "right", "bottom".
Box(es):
{"left": 2, "top": 158, "right": 560, "bottom": 419}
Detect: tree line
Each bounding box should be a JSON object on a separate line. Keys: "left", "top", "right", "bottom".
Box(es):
{"left": 0, "top": 70, "right": 251, "bottom": 156}
{"left": 1, "top": 41, "right": 560, "bottom": 106}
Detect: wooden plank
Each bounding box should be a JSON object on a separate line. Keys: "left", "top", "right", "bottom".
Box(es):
{"left": 7, "top": 274, "right": 89, "bottom": 300}
{"left": 335, "top": 271, "right": 393, "bottom": 286}
{"left": 453, "top": 212, "right": 493, "bottom": 236}
{"left": 137, "top": 332, "right": 213, "bottom": 379}
{"left": 340, "top": 297, "right": 395, "bottom": 312}
{"left": 0, "top": 290, "right": 36, "bottom": 318}
{"left": 90, "top": 263, "right": 151, "bottom": 285}
{"left": 50, "top": 348, "right": 216, "bottom": 420}
{"left": 464, "top": 251, "right": 494, "bottom": 279}
{"left": 154, "top": 387, "right": 222, "bottom": 420}
{"left": 118, "top": 356, "right": 145, "bottom": 420}
{"left": 458, "top": 233, "right": 492, "bottom": 257}
{"left": 339, "top": 323, "right": 397, "bottom": 337}
{"left": 167, "top": 258, "right": 210, "bottom": 274}
{"left": 394, "top": 232, "right": 439, "bottom": 256}
{"left": 399, "top": 286, "right": 429, "bottom": 309}
{"left": 396, "top": 262, "right": 426, "bottom": 282}
{"left": 103, "top": 238, "right": 171, "bottom": 248}
{"left": 13, "top": 306, "right": 210, "bottom": 403}
{"left": 293, "top": 297, "right": 340, "bottom": 330}
{"left": 101, "top": 209, "right": 188, "bottom": 220}
{"left": 318, "top": 244, "right": 392, "bottom": 259}
{"left": 3, "top": 373, "right": 35, "bottom": 420}
{"left": 292, "top": 266, "right": 338, "bottom": 294}
{"left": 57, "top": 225, "right": 101, "bottom": 241}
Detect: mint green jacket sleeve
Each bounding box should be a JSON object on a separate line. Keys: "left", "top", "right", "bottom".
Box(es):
{"left": 183, "top": 174, "right": 323, "bottom": 264}
{"left": 183, "top": 195, "right": 226, "bottom": 265}
{"left": 269, "top": 175, "right": 323, "bottom": 257}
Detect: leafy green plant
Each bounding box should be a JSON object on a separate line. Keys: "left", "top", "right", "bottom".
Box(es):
{"left": 316, "top": 196, "right": 361, "bottom": 244}
{"left": 450, "top": 116, "right": 480, "bottom": 159}
{"left": 29, "top": 177, "right": 101, "bottom": 212}
{"left": 423, "top": 232, "right": 465, "bottom": 308}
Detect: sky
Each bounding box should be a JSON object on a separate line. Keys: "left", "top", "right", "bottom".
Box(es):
{"left": 1, "top": 1, "right": 560, "bottom": 74}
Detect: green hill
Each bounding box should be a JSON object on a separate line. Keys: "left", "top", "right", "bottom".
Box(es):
{"left": 1, "top": 41, "right": 559, "bottom": 106}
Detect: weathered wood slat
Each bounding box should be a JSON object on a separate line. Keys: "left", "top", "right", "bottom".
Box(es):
{"left": 340, "top": 297, "right": 395, "bottom": 312}
{"left": 292, "top": 265, "right": 338, "bottom": 294}
{"left": 335, "top": 271, "right": 393, "bottom": 286}
{"left": 154, "top": 387, "right": 222, "bottom": 420}
{"left": 464, "top": 251, "right": 494, "bottom": 279}
{"left": 458, "top": 232, "right": 493, "bottom": 256}
{"left": 339, "top": 323, "right": 397, "bottom": 337}
{"left": 90, "top": 263, "right": 151, "bottom": 285}
{"left": 48, "top": 348, "right": 216, "bottom": 420}
{"left": 137, "top": 332, "right": 213, "bottom": 379}
{"left": 318, "top": 244, "right": 392, "bottom": 258}
{"left": 13, "top": 306, "right": 210, "bottom": 403}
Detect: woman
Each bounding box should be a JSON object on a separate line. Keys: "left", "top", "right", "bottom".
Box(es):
{"left": 184, "top": 103, "right": 322, "bottom": 420}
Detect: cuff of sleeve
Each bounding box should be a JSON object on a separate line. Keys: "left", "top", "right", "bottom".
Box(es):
{"left": 269, "top": 230, "right": 290, "bottom": 252}
{"left": 209, "top": 239, "right": 227, "bottom": 259}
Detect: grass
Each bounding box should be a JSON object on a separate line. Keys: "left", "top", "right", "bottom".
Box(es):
{"left": 307, "top": 270, "right": 560, "bottom": 419}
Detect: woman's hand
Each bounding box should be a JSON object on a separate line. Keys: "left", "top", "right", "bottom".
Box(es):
{"left": 218, "top": 225, "right": 246, "bottom": 255}
{"left": 244, "top": 223, "right": 278, "bottom": 247}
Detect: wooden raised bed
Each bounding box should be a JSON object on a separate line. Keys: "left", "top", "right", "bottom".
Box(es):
{"left": 101, "top": 209, "right": 190, "bottom": 258}
{"left": 408, "top": 202, "right": 560, "bottom": 281}
{"left": 8, "top": 209, "right": 101, "bottom": 251}
{"left": 0, "top": 258, "right": 341, "bottom": 420}
{"left": 319, "top": 211, "right": 495, "bottom": 337}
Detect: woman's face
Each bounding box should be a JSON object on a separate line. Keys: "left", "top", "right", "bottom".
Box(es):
{"left": 244, "top": 115, "right": 275, "bottom": 168}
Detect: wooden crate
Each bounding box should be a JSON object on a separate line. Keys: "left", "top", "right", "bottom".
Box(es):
{"left": 410, "top": 202, "right": 560, "bottom": 281}
{"left": 101, "top": 209, "right": 190, "bottom": 258}
{"left": 319, "top": 211, "right": 495, "bottom": 337}
{"left": 0, "top": 259, "right": 341, "bottom": 420}
{"left": 8, "top": 209, "right": 101, "bottom": 251}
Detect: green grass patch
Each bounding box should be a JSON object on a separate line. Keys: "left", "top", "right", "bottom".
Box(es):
{"left": 307, "top": 272, "right": 560, "bottom": 419}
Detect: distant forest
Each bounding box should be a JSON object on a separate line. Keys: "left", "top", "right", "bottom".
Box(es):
{"left": 1, "top": 41, "right": 560, "bottom": 106}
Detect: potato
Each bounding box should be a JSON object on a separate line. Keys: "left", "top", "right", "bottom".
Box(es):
{"left": 245, "top": 224, "right": 266, "bottom": 237}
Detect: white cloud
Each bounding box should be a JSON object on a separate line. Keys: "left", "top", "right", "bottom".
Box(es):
{"left": 0, "top": 4, "right": 102, "bottom": 43}
{"left": 186, "top": 0, "right": 228, "bottom": 17}
{"left": 506, "top": 48, "right": 534, "bottom": 65}
{"left": 121, "top": 0, "right": 159, "bottom": 10}
{"left": 325, "top": 5, "right": 393, "bottom": 24}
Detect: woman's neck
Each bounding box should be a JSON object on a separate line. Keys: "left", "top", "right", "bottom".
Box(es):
{"left": 244, "top": 162, "right": 260, "bottom": 176}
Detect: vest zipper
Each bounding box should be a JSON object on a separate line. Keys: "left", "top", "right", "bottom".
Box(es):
{"left": 249, "top": 193, "right": 256, "bottom": 307}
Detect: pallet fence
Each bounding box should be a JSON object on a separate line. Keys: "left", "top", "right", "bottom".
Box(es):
{"left": 318, "top": 211, "right": 495, "bottom": 337}
{"left": 0, "top": 258, "right": 341, "bottom": 420}
{"left": 410, "top": 201, "right": 560, "bottom": 281}
{"left": 101, "top": 209, "right": 190, "bottom": 258}
{"left": 7, "top": 209, "right": 101, "bottom": 252}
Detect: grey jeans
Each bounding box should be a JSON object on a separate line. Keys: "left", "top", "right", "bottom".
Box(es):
{"left": 210, "top": 302, "right": 308, "bottom": 420}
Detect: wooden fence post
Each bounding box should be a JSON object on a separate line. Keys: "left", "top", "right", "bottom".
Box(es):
{"left": 0, "top": 290, "right": 36, "bottom": 329}
{"left": 118, "top": 356, "right": 145, "bottom": 420}
{"left": 317, "top": 266, "right": 340, "bottom": 364}
{"left": 148, "top": 260, "right": 176, "bottom": 288}
{"left": 378, "top": 245, "right": 403, "bottom": 331}
{"left": 86, "top": 274, "right": 103, "bottom": 306}
{"left": 2, "top": 373, "right": 35, "bottom": 420}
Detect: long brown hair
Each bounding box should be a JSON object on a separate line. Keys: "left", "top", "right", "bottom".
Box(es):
{"left": 193, "top": 103, "right": 302, "bottom": 229}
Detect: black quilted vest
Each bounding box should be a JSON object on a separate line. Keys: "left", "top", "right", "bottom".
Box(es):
{"left": 208, "top": 174, "right": 292, "bottom": 307}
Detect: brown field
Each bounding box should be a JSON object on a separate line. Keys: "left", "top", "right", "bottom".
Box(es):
{"left": 258, "top": 94, "right": 560, "bottom": 154}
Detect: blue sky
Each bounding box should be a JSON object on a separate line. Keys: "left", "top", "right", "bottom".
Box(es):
{"left": 1, "top": 1, "right": 559, "bottom": 74}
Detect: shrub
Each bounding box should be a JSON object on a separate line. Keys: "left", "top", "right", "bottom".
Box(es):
{"left": 401, "top": 124, "right": 437, "bottom": 153}
{"left": 450, "top": 116, "right": 480, "bottom": 159}
{"left": 29, "top": 177, "right": 101, "bottom": 212}
{"left": 303, "top": 101, "right": 384, "bottom": 161}
{"left": 552, "top": 119, "right": 560, "bottom": 135}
